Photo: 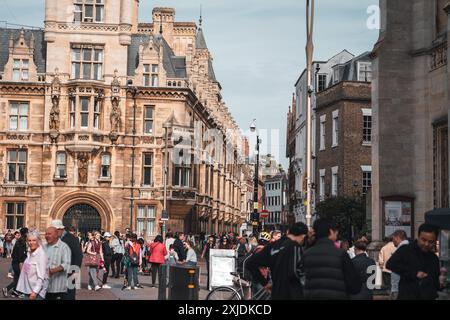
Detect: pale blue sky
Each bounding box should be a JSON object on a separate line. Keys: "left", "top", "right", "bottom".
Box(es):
{"left": 0, "top": 0, "right": 379, "bottom": 168}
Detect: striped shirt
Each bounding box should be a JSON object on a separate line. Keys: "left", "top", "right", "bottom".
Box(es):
{"left": 45, "top": 239, "right": 71, "bottom": 293}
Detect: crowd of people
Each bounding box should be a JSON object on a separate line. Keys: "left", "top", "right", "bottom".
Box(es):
{"left": 0, "top": 218, "right": 447, "bottom": 300}
{"left": 0, "top": 222, "right": 210, "bottom": 300}
{"left": 241, "top": 219, "right": 447, "bottom": 300}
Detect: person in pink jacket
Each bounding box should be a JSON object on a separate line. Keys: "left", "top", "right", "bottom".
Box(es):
{"left": 148, "top": 235, "right": 167, "bottom": 287}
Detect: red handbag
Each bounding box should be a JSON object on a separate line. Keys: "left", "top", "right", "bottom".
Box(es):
{"left": 84, "top": 253, "right": 99, "bottom": 267}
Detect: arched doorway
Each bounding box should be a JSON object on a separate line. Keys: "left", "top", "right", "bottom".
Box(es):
{"left": 63, "top": 204, "right": 101, "bottom": 237}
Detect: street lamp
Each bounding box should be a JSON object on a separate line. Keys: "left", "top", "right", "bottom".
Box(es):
{"left": 161, "top": 120, "right": 172, "bottom": 240}
{"left": 250, "top": 119, "right": 261, "bottom": 235}
{"left": 305, "top": 0, "right": 315, "bottom": 228}
{"left": 127, "top": 80, "right": 138, "bottom": 233}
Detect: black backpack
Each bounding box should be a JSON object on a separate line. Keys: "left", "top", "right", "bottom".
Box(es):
{"left": 129, "top": 246, "right": 140, "bottom": 266}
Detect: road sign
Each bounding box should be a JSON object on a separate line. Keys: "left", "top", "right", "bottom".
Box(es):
{"left": 161, "top": 209, "right": 169, "bottom": 221}
{"left": 260, "top": 210, "right": 269, "bottom": 219}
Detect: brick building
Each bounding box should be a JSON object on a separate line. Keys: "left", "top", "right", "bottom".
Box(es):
{"left": 315, "top": 52, "right": 372, "bottom": 204}
{"left": 0, "top": 2, "right": 251, "bottom": 238}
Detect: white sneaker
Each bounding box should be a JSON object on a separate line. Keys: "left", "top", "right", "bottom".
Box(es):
{"left": 94, "top": 285, "right": 102, "bottom": 291}
{"left": 7, "top": 273, "right": 13, "bottom": 279}
{"left": 102, "top": 284, "right": 111, "bottom": 289}
{"left": 87, "top": 285, "right": 92, "bottom": 291}
{"left": 125, "top": 286, "right": 132, "bottom": 290}
{"left": 134, "top": 286, "right": 142, "bottom": 290}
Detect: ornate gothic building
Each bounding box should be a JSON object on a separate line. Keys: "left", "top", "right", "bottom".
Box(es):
{"left": 0, "top": 1, "right": 251, "bottom": 237}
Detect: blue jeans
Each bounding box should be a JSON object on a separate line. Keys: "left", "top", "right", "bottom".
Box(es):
{"left": 127, "top": 265, "right": 139, "bottom": 288}
{"left": 88, "top": 267, "right": 99, "bottom": 287}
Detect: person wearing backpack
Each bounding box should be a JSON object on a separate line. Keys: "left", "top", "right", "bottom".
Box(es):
{"left": 125, "top": 233, "right": 142, "bottom": 290}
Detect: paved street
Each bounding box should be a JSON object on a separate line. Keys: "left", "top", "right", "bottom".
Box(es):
{"left": 0, "top": 257, "right": 209, "bottom": 300}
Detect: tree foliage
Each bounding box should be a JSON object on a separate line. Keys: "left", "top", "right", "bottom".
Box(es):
{"left": 315, "top": 196, "right": 369, "bottom": 242}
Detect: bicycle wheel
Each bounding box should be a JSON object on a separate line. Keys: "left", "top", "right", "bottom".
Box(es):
{"left": 206, "top": 287, "right": 242, "bottom": 300}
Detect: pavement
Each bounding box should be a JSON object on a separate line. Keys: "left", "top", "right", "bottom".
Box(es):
{"left": 0, "top": 256, "right": 210, "bottom": 300}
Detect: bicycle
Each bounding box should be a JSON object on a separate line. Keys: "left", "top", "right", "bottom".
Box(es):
{"left": 205, "top": 271, "right": 271, "bottom": 300}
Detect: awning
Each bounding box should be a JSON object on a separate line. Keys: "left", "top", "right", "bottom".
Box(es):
{"left": 425, "top": 208, "right": 450, "bottom": 230}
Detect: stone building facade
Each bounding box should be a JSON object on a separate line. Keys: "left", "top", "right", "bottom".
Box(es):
{"left": 371, "top": 0, "right": 450, "bottom": 241}
{"left": 315, "top": 53, "right": 372, "bottom": 204}
{"left": 0, "top": 2, "right": 251, "bottom": 238}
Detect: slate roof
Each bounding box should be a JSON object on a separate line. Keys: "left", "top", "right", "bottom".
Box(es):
{"left": 127, "top": 34, "right": 187, "bottom": 78}
{"left": 0, "top": 28, "right": 46, "bottom": 73}
{"left": 196, "top": 28, "right": 208, "bottom": 49}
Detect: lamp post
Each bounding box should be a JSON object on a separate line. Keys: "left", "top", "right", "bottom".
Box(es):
{"left": 305, "top": 0, "right": 315, "bottom": 228}
{"left": 250, "top": 119, "right": 260, "bottom": 235}
{"left": 161, "top": 120, "right": 172, "bottom": 240}
{"left": 127, "top": 82, "right": 138, "bottom": 233}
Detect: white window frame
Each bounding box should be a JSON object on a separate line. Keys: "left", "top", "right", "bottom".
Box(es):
{"left": 100, "top": 153, "right": 111, "bottom": 178}
{"left": 333, "top": 67, "right": 340, "bottom": 84}
{"left": 71, "top": 45, "right": 104, "bottom": 80}
{"left": 143, "top": 64, "right": 159, "bottom": 87}
{"left": 357, "top": 62, "right": 372, "bottom": 82}
{"left": 332, "top": 110, "right": 339, "bottom": 147}
{"left": 7, "top": 149, "right": 27, "bottom": 183}
{"left": 9, "top": 102, "right": 29, "bottom": 131}
{"left": 74, "top": 0, "right": 104, "bottom": 23}
{"left": 317, "top": 74, "right": 327, "bottom": 92}
{"left": 143, "top": 105, "right": 154, "bottom": 135}
{"left": 12, "top": 59, "right": 29, "bottom": 81}
{"left": 331, "top": 166, "right": 338, "bottom": 196}
{"left": 320, "top": 114, "right": 326, "bottom": 150}
{"left": 142, "top": 153, "right": 153, "bottom": 186}
{"left": 362, "top": 108, "right": 372, "bottom": 146}
{"left": 80, "top": 97, "right": 90, "bottom": 129}
{"left": 55, "top": 152, "right": 67, "bottom": 178}
{"left": 93, "top": 99, "right": 101, "bottom": 129}
{"left": 319, "top": 169, "right": 325, "bottom": 201}
{"left": 137, "top": 205, "right": 156, "bottom": 237}
{"left": 70, "top": 98, "right": 76, "bottom": 129}
{"left": 361, "top": 165, "right": 372, "bottom": 195}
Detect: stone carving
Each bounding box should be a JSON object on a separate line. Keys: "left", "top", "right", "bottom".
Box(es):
{"left": 77, "top": 152, "right": 89, "bottom": 184}
{"left": 49, "top": 96, "right": 60, "bottom": 131}
{"left": 110, "top": 70, "right": 122, "bottom": 144}
{"left": 431, "top": 42, "right": 447, "bottom": 71}
{"left": 49, "top": 69, "right": 61, "bottom": 143}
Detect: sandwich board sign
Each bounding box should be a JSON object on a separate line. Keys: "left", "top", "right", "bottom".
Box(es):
{"left": 209, "top": 249, "right": 236, "bottom": 291}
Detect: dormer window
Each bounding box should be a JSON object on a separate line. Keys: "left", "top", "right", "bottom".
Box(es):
{"left": 74, "top": 0, "right": 104, "bottom": 23}
{"left": 12, "top": 59, "right": 29, "bottom": 81}
{"left": 143, "top": 64, "right": 159, "bottom": 87}
{"left": 333, "top": 66, "right": 340, "bottom": 84}
{"left": 358, "top": 62, "right": 372, "bottom": 82}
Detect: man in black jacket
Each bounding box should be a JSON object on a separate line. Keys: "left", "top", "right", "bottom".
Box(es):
{"left": 246, "top": 222, "right": 308, "bottom": 300}
{"left": 386, "top": 223, "right": 440, "bottom": 300}
{"left": 52, "top": 220, "right": 83, "bottom": 300}
{"left": 173, "top": 232, "right": 186, "bottom": 262}
{"left": 350, "top": 241, "right": 376, "bottom": 300}
{"left": 2, "top": 227, "right": 28, "bottom": 298}
{"left": 302, "top": 219, "right": 361, "bottom": 300}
